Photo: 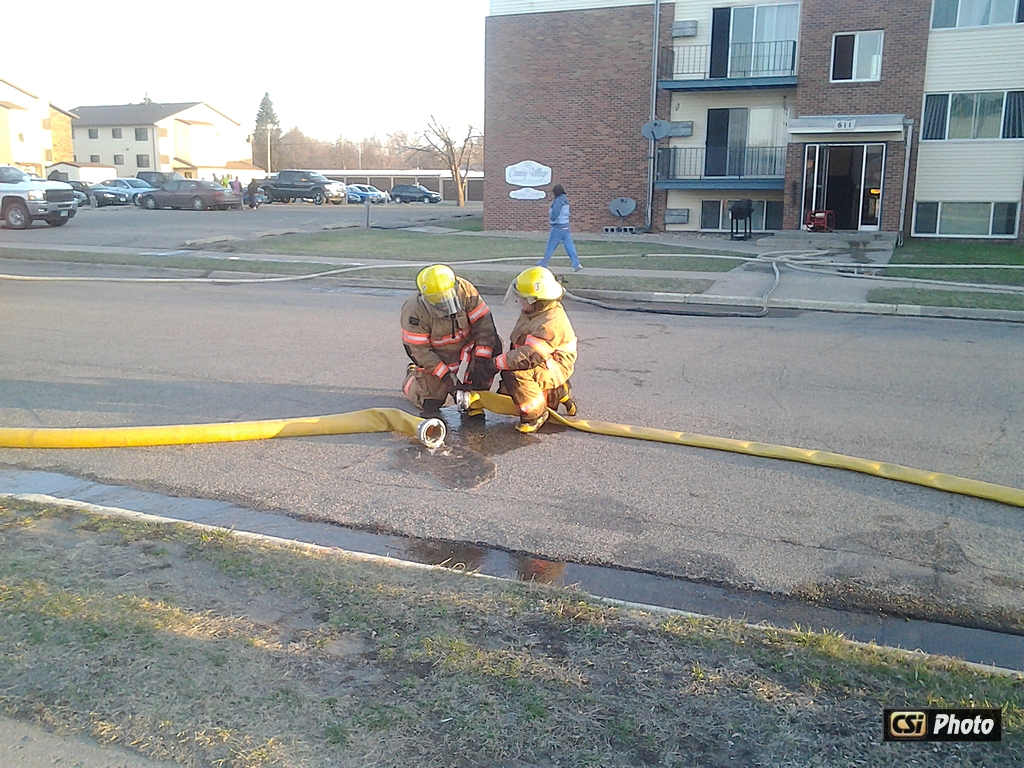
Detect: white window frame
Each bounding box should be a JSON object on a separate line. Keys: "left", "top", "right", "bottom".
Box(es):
{"left": 912, "top": 201, "right": 1021, "bottom": 238}
{"left": 931, "top": 0, "right": 1022, "bottom": 29}
{"left": 727, "top": 3, "right": 801, "bottom": 78}
{"left": 830, "top": 30, "right": 884, "bottom": 83}
{"left": 922, "top": 90, "right": 1020, "bottom": 141}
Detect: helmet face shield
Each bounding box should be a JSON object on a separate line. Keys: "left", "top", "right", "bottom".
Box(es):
{"left": 503, "top": 281, "right": 532, "bottom": 309}
{"left": 417, "top": 264, "right": 461, "bottom": 317}
{"left": 423, "top": 287, "right": 461, "bottom": 317}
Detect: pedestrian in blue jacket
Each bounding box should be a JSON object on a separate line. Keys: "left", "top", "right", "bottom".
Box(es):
{"left": 537, "top": 184, "right": 582, "bottom": 271}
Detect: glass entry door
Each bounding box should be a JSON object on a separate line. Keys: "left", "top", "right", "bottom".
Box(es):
{"left": 802, "top": 143, "right": 885, "bottom": 230}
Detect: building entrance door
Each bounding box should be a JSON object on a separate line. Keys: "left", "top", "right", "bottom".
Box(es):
{"left": 801, "top": 143, "right": 885, "bottom": 230}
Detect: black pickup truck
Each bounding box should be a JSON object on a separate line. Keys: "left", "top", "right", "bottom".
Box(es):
{"left": 259, "top": 170, "right": 346, "bottom": 205}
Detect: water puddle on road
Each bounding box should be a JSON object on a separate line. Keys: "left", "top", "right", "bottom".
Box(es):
{"left": 393, "top": 408, "right": 540, "bottom": 489}
{"left": 1, "top": 465, "right": 1021, "bottom": 672}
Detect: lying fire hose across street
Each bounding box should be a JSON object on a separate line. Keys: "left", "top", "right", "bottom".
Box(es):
{"left": 1, "top": 251, "right": 1022, "bottom": 506}
{"left": 0, "top": 392, "right": 1022, "bottom": 510}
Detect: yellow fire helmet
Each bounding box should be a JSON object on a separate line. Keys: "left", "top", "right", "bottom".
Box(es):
{"left": 512, "top": 266, "right": 563, "bottom": 303}
{"left": 416, "top": 264, "right": 461, "bottom": 317}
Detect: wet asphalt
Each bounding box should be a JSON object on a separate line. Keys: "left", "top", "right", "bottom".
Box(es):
{"left": 1, "top": 274, "right": 1022, "bottom": 665}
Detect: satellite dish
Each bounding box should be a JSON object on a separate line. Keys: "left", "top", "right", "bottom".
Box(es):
{"left": 641, "top": 120, "right": 672, "bottom": 140}
{"left": 609, "top": 197, "right": 637, "bottom": 218}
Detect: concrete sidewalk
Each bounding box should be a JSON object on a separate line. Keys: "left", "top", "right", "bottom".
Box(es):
{"left": 2, "top": 229, "right": 1022, "bottom": 323}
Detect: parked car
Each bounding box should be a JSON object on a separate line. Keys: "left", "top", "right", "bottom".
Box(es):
{"left": 389, "top": 184, "right": 441, "bottom": 204}
{"left": 346, "top": 184, "right": 388, "bottom": 204}
{"left": 243, "top": 187, "right": 269, "bottom": 208}
{"left": 67, "top": 180, "right": 92, "bottom": 205}
{"left": 259, "top": 170, "right": 345, "bottom": 205}
{"left": 137, "top": 171, "right": 185, "bottom": 189}
{"left": 0, "top": 165, "right": 78, "bottom": 228}
{"left": 88, "top": 180, "right": 134, "bottom": 207}
{"left": 92, "top": 178, "right": 158, "bottom": 205}
{"left": 138, "top": 179, "right": 240, "bottom": 211}
{"left": 123, "top": 178, "right": 160, "bottom": 204}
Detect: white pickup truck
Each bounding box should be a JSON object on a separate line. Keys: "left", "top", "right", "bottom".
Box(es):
{"left": 0, "top": 165, "right": 78, "bottom": 228}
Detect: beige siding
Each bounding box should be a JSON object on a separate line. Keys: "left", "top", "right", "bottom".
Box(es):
{"left": 914, "top": 142, "right": 1024, "bottom": 200}
{"left": 489, "top": 0, "right": 651, "bottom": 15}
{"left": 672, "top": 0, "right": 714, "bottom": 44}
{"left": 925, "top": 27, "right": 1024, "bottom": 92}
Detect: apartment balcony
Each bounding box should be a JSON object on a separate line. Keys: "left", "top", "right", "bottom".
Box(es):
{"left": 655, "top": 146, "right": 787, "bottom": 190}
{"left": 659, "top": 41, "right": 797, "bottom": 91}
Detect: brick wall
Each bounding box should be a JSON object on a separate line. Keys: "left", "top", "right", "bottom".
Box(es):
{"left": 784, "top": 0, "right": 932, "bottom": 234}
{"left": 484, "top": 3, "right": 674, "bottom": 232}
{"left": 49, "top": 108, "right": 74, "bottom": 164}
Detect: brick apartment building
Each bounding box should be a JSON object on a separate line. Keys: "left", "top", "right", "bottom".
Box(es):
{"left": 485, "top": 0, "right": 1024, "bottom": 241}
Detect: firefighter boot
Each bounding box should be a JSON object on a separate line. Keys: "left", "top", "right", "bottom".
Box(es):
{"left": 547, "top": 383, "right": 578, "bottom": 417}
{"left": 515, "top": 410, "right": 549, "bottom": 434}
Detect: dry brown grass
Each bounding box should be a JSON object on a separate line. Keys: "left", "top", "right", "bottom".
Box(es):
{"left": 1, "top": 498, "right": 1020, "bottom": 767}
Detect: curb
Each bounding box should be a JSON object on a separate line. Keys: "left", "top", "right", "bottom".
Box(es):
{"left": 307, "top": 276, "right": 1024, "bottom": 323}
{"left": 9, "top": 492, "right": 1021, "bottom": 680}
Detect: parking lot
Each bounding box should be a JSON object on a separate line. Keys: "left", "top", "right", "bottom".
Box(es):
{"left": 0, "top": 198, "right": 483, "bottom": 251}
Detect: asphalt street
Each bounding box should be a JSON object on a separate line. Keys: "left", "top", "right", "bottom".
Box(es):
{"left": 1, "top": 275, "right": 1022, "bottom": 632}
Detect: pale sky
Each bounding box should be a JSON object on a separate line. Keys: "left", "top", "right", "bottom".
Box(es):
{"left": 6, "top": 1, "right": 487, "bottom": 142}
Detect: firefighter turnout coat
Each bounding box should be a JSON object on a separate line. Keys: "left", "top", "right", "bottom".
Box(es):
{"left": 493, "top": 298, "right": 577, "bottom": 419}
{"left": 400, "top": 278, "right": 500, "bottom": 407}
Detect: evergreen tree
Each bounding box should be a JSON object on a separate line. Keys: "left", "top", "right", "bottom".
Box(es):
{"left": 252, "top": 93, "right": 281, "bottom": 173}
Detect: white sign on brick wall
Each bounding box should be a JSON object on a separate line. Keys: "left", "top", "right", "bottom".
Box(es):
{"left": 510, "top": 188, "right": 546, "bottom": 200}
{"left": 505, "top": 160, "right": 551, "bottom": 187}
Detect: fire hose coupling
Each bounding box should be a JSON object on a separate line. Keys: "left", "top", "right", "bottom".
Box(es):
{"left": 455, "top": 389, "right": 472, "bottom": 413}
{"left": 416, "top": 418, "right": 446, "bottom": 449}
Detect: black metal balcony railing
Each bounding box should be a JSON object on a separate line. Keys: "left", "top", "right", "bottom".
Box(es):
{"left": 660, "top": 40, "right": 797, "bottom": 80}
{"left": 656, "top": 146, "right": 787, "bottom": 180}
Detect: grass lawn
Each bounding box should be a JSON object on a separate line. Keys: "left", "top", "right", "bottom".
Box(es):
{"left": 869, "top": 240, "right": 1024, "bottom": 310}
{"left": 882, "top": 240, "right": 1024, "bottom": 286}
{"left": 867, "top": 288, "right": 1024, "bottom": 311}
{"left": 0, "top": 248, "right": 337, "bottom": 276}
{"left": 1, "top": 498, "right": 1020, "bottom": 768}
{"left": 231, "top": 229, "right": 742, "bottom": 271}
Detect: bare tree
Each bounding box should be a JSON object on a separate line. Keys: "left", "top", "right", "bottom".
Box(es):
{"left": 406, "top": 117, "right": 482, "bottom": 206}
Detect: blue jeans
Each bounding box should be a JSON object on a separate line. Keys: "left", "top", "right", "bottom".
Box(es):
{"left": 538, "top": 226, "right": 580, "bottom": 269}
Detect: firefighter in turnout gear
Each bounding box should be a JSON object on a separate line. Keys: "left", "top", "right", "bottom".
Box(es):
{"left": 401, "top": 264, "right": 501, "bottom": 415}
{"left": 474, "top": 266, "right": 578, "bottom": 433}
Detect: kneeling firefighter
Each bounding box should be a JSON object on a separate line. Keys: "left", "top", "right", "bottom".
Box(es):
{"left": 401, "top": 264, "right": 502, "bottom": 415}
{"left": 475, "top": 266, "right": 578, "bottom": 433}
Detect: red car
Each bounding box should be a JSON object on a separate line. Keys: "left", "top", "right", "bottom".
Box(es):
{"left": 139, "top": 180, "right": 240, "bottom": 211}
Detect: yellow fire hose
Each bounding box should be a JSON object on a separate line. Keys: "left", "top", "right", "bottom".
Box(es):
{"left": 462, "top": 390, "right": 1024, "bottom": 509}
{"left": 0, "top": 393, "right": 1021, "bottom": 509}
{"left": 0, "top": 409, "right": 447, "bottom": 451}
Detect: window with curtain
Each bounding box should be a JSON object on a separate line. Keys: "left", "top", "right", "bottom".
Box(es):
{"left": 1004, "top": 91, "right": 1024, "bottom": 138}
{"left": 922, "top": 94, "right": 949, "bottom": 139}
{"left": 922, "top": 91, "right": 1019, "bottom": 139}
{"left": 728, "top": 3, "right": 800, "bottom": 76}
{"left": 932, "top": 0, "right": 1021, "bottom": 28}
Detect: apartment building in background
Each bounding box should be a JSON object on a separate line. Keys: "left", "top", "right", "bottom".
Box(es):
{"left": 0, "top": 78, "right": 75, "bottom": 175}
{"left": 658, "top": 0, "right": 799, "bottom": 234}
{"left": 70, "top": 102, "right": 263, "bottom": 182}
{"left": 485, "top": 0, "right": 673, "bottom": 233}
{"left": 911, "top": 0, "right": 1024, "bottom": 239}
{"left": 485, "top": 0, "right": 1024, "bottom": 240}
{"left": 784, "top": 0, "right": 932, "bottom": 235}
